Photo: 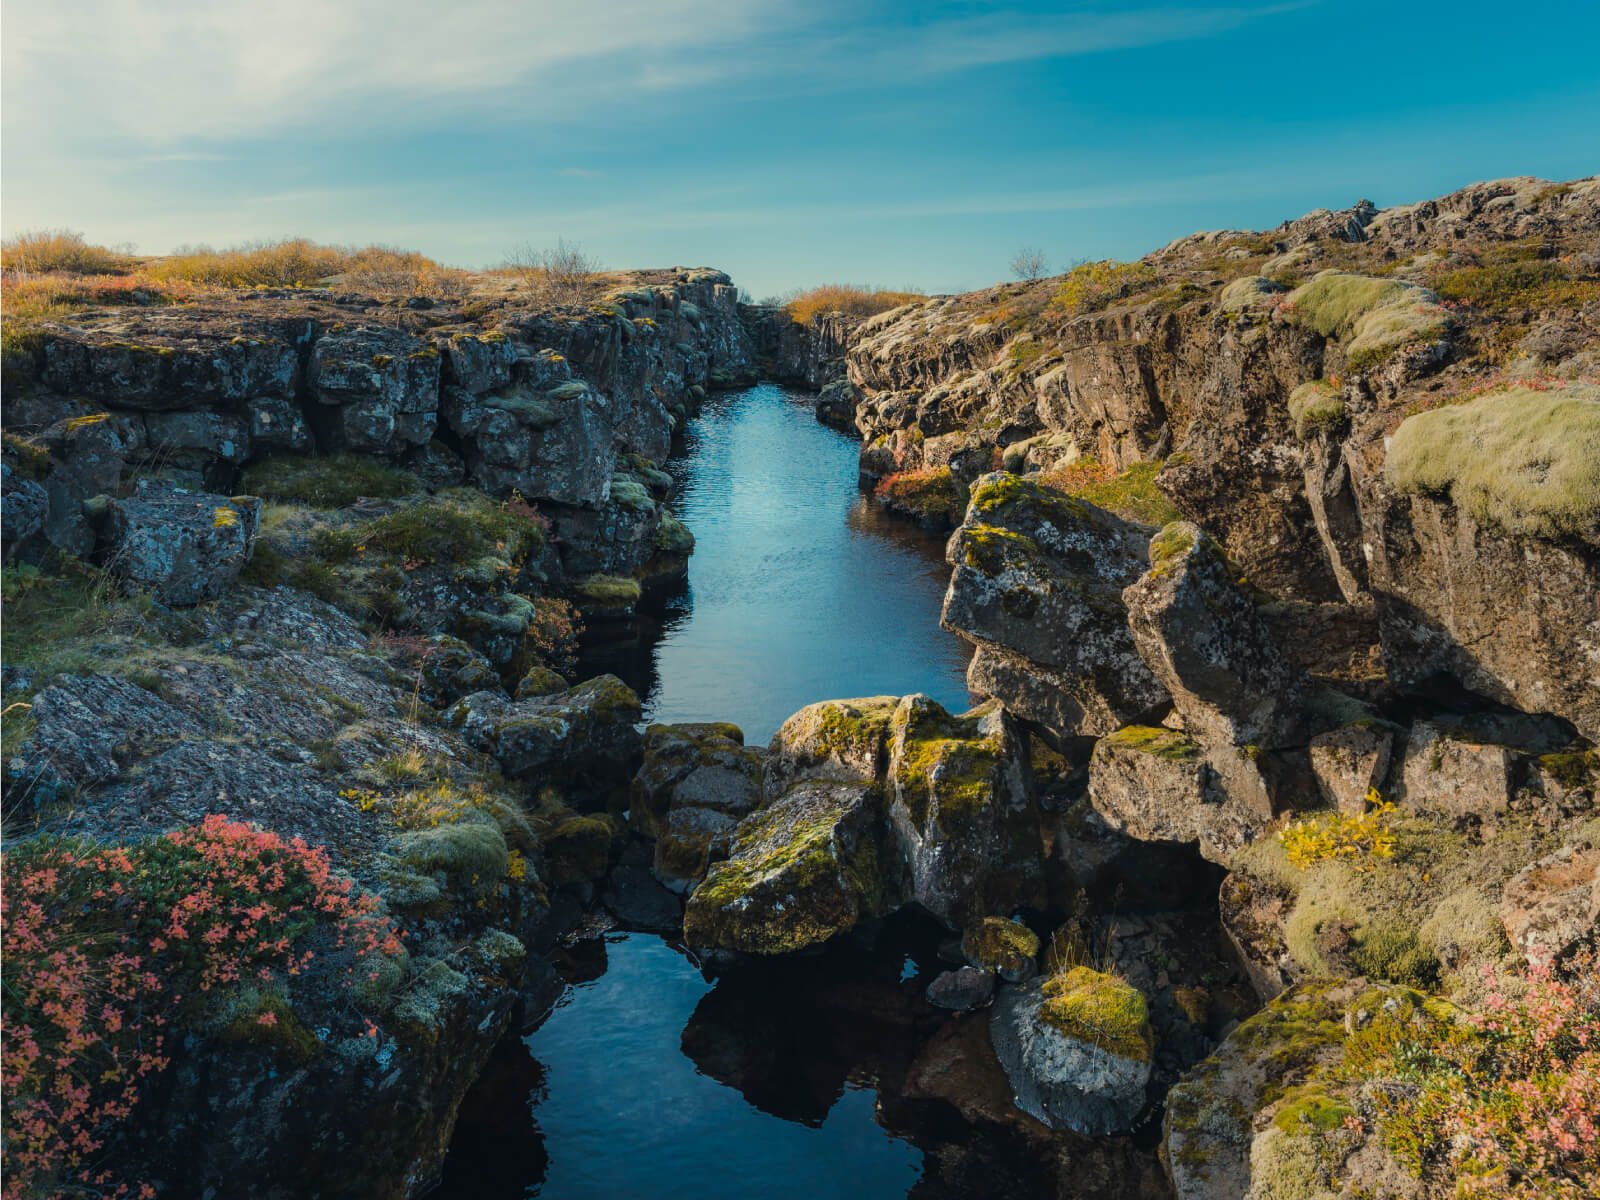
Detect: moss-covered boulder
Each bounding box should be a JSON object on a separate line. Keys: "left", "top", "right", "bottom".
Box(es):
{"left": 106, "top": 481, "right": 262, "bottom": 606}
{"left": 630, "top": 722, "right": 764, "bottom": 893}
{"left": 683, "top": 780, "right": 886, "bottom": 955}
{"left": 990, "top": 966, "right": 1155, "bottom": 1135}
{"left": 1124, "top": 522, "right": 1311, "bottom": 752}
{"left": 961, "top": 916, "right": 1041, "bottom": 983}
{"left": 941, "top": 472, "right": 1168, "bottom": 741}
{"left": 885, "top": 694, "right": 1042, "bottom": 927}
{"left": 762, "top": 695, "right": 899, "bottom": 797}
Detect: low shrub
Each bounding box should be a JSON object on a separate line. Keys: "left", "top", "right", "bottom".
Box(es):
{"left": 1279, "top": 796, "right": 1398, "bottom": 872}
{"left": 1, "top": 229, "right": 130, "bottom": 275}
{"left": 1050, "top": 259, "right": 1158, "bottom": 315}
{"left": 1038, "top": 457, "right": 1180, "bottom": 526}
{"left": 873, "top": 465, "right": 968, "bottom": 526}
{"left": 1339, "top": 955, "right": 1600, "bottom": 1197}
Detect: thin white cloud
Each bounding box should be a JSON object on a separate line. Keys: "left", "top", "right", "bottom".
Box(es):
{"left": 558, "top": 166, "right": 605, "bottom": 178}
{"left": 2, "top": 1, "right": 1307, "bottom": 150}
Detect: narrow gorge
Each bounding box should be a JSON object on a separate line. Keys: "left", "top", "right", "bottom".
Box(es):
{"left": 3, "top": 176, "right": 1598, "bottom": 1200}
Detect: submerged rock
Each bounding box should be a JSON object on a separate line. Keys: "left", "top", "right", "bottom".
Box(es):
{"left": 683, "top": 780, "right": 886, "bottom": 955}
{"left": 926, "top": 966, "right": 996, "bottom": 1011}
{"left": 990, "top": 967, "right": 1154, "bottom": 1135}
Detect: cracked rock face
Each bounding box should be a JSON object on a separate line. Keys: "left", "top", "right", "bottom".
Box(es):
{"left": 1123, "top": 522, "right": 1310, "bottom": 751}
{"left": 941, "top": 473, "right": 1168, "bottom": 741}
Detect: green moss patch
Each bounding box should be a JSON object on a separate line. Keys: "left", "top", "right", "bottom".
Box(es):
{"left": 1387, "top": 382, "right": 1600, "bottom": 540}
{"left": 239, "top": 453, "right": 420, "bottom": 508}
{"left": 1102, "top": 724, "right": 1199, "bottom": 761}
{"left": 1287, "top": 381, "right": 1346, "bottom": 438}
{"left": 1284, "top": 271, "right": 1450, "bottom": 370}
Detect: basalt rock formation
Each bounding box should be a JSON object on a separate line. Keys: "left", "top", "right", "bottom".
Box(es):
{"left": 5, "top": 179, "right": 1599, "bottom": 1200}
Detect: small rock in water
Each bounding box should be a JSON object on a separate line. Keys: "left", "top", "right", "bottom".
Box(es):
{"left": 926, "top": 967, "right": 995, "bottom": 1011}
{"left": 602, "top": 864, "right": 684, "bottom": 935}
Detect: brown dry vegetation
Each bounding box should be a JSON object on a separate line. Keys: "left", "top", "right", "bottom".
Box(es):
{"left": 781, "top": 284, "right": 924, "bottom": 325}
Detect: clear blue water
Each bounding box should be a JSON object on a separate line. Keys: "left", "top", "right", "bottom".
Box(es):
{"left": 586, "top": 382, "right": 973, "bottom": 744}
{"left": 436, "top": 387, "right": 1024, "bottom": 1199}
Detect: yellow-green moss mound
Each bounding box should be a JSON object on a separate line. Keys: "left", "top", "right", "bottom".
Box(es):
{"left": 1038, "top": 966, "right": 1154, "bottom": 1062}
{"left": 1284, "top": 271, "right": 1450, "bottom": 370}
{"left": 1387, "top": 382, "right": 1600, "bottom": 540}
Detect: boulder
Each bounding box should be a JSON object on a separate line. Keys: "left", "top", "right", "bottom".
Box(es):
{"left": 926, "top": 967, "right": 996, "bottom": 1012}
{"left": 629, "top": 722, "right": 764, "bottom": 893}
{"left": 962, "top": 917, "right": 1040, "bottom": 983}
{"left": 1123, "top": 522, "right": 1310, "bottom": 751}
{"left": 1396, "top": 721, "right": 1515, "bottom": 820}
{"left": 448, "top": 674, "right": 642, "bottom": 792}
{"left": 105, "top": 481, "right": 261, "bottom": 605}
{"left": 990, "top": 967, "right": 1154, "bottom": 1135}
{"left": 941, "top": 473, "right": 1167, "bottom": 740}
{"left": 1308, "top": 721, "right": 1396, "bottom": 813}
{"left": 1500, "top": 843, "right": 1600, "bottom": 964}
{"left": 884, "top": 694, "right": 1042, "bottom": 927}
{"left": 1088, "top": 726, "right": 1272, "bottom": 863}
{"left": 762, "top": 695, "right": 899, "bottom": 798}
{"left": 683, "top": 780, "right": 886, "bottom": 955}
{"left": 1, "top": 464, "right": 49, "bottom": 559}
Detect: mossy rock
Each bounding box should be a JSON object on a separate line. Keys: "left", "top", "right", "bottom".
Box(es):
{"left": 540, "top": 810, "right": 615, "bottom": 886}
{"left": 683, "top": 780, "right": 884, "bottom": 954}
{"left": 514, "top": 665, "right": 568, "bottom": 699}
{"left": 962, "top": 917, "right": 1040, "bottom": 980}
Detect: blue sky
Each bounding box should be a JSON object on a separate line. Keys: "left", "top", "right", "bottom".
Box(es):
{"left": 3, "top": 1, "right": 1597, "bottom": 297}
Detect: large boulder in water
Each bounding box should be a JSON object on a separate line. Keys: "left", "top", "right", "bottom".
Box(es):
{"left": 941, "top": 473, "right": 1168, "bottom": 741}
{"left": 105, "top": 481, "right": 262, "bottom": 605}
{"left": 990, "top": 966, "right": 1154, "bottom": 1135}
{"left": 761, "top": 695, "right": 899, "bottom": 797}
{"left": 885, "top": 694, "right": 1043, "bottom": 927}
{"left": 683, "top": 779, "right": 887, "bottom": 954}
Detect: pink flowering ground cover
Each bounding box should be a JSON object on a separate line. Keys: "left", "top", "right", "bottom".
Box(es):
{"left": 2, "top": 815, "right": 404, "bottom": 1198}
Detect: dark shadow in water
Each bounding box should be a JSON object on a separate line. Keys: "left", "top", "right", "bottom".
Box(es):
{"left": 578, "top": 383, "right": 973, "bottom": 744}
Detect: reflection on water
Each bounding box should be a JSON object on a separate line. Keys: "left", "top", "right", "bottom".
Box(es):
{"left": 437, "top": 933, "right": 927, "bottom": 1199}
{"left": 582, "top": 383, "right": 973, "bottom": 744}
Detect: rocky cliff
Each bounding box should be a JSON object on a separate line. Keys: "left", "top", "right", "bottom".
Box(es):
{"left": 4, "top": 180, "right": 1598, "bottom": 1200}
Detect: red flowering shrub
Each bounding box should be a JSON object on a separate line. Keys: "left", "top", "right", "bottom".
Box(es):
{"left": 1, "top": 816, "right": 403, "bottom": 1198}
